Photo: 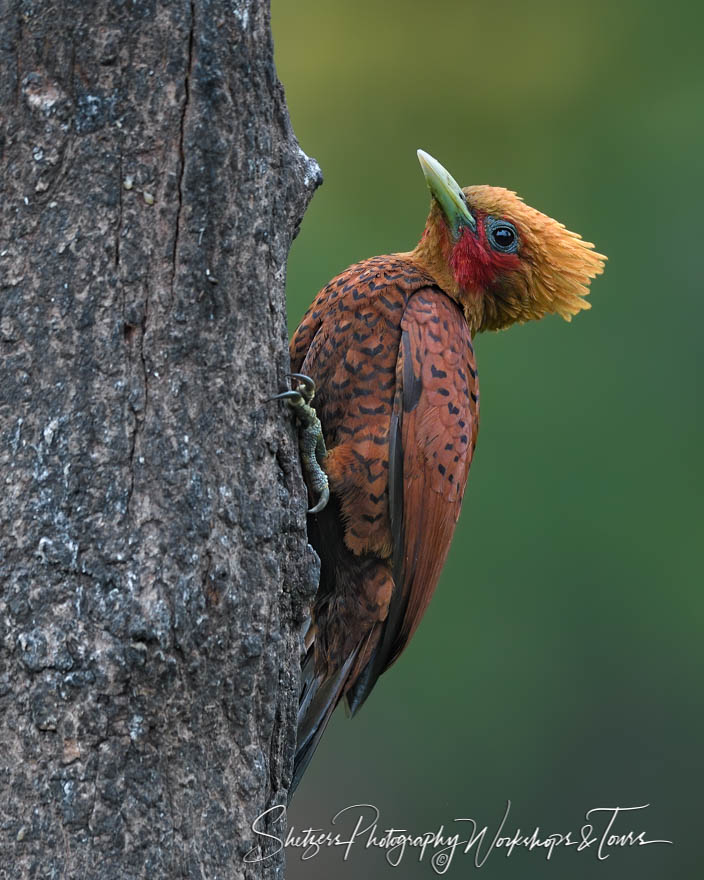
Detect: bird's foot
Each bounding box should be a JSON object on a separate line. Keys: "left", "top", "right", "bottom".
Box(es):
{"left": 271, "top": 373, "right": 330, "bottom": 514}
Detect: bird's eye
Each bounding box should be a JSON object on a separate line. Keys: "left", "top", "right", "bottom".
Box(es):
{"left": 486, "top": 218, "right": 519, "bottom": 254}
{"left": 492, "top": 226, "right": 514, "bottom": 248}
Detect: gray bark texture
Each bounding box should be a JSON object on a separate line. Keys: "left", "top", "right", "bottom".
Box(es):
{"left": 0, "top": 0, "right": 321, "bottom": 876}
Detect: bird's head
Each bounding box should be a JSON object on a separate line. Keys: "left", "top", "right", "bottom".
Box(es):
{"left": 412, "top": 150, "right": 606, "bottom": 334}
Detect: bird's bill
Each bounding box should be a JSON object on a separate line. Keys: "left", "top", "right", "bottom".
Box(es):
{"left": 417, "top": 149, "right": 476, "bottom": 235}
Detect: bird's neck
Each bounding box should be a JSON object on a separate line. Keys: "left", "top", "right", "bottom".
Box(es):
{"left": 398, "top": 207, "right": 484, "bottom": 334}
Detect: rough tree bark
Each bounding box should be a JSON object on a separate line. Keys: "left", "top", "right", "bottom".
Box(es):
{"left": 0, "top": 0, "right": 320, "bottom": 876}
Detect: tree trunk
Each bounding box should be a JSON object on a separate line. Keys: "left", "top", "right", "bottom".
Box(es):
{"left": 0, "top": 0, "right": 319, "bottom": 876}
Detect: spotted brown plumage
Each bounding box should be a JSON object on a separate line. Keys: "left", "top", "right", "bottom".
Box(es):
{"left": 288, "top": 151, "right": 605, "bottom": 795}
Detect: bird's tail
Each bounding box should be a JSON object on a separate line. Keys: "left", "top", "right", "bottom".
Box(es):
{"left": 289, "top": 643, "right": 360, "bottom": 800}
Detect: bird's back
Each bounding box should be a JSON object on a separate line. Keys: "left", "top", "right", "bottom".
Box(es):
{"left": 289, "top": 254, "right": 479, "bottom": 794}
{"left": 292, "top": 255, "right": 440, "bottom": 559}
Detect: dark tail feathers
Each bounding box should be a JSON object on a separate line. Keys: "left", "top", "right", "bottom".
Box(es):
{"left": 289, "top": 645, "right": 359, "bottom": 800}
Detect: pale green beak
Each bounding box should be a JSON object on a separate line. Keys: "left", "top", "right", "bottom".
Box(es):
{"left": 417, "top": 149, "right": 476, "bottom": 236}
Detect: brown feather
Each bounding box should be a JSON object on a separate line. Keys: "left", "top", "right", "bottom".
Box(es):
{"left": 291, "top": 260, "right": 479, "bottom": 715}
{"left": 389, "top": 290, "right": 478, "bottom": 662}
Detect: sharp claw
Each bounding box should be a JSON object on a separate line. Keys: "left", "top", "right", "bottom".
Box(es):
{"left": 308, "top": 485, "right": 329, "bottom": 514}
{"left": 268, "top": 374, "right": 315, "bottom": 405}
{"left": 287, "top": 372, "right": 315, "bottom": 389}
{"left": 268, "top": 389, "right": 303, "bottom": 403}
{"left": 286, "top": 372, "right": 316, "bottom": 402}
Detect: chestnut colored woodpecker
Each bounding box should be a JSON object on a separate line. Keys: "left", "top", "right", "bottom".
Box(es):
{"left": 278, "top": 151, "right": 605, "bottom": 794}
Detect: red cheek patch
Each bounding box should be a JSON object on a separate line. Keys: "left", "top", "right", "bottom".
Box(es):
{"left": 450, "top": 223, "right": 521, "bottom": 293}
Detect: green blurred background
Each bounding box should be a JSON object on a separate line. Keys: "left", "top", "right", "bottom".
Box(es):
{"left": 272, "top": 1, "right": 702, "bottom": 876}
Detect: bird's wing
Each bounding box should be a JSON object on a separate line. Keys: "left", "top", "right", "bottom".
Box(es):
{"left": 290, "top": 296, "right": 325, "bottom": 374}
{"left": 359, "top": 289, "right": 479, "bottom": 700}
